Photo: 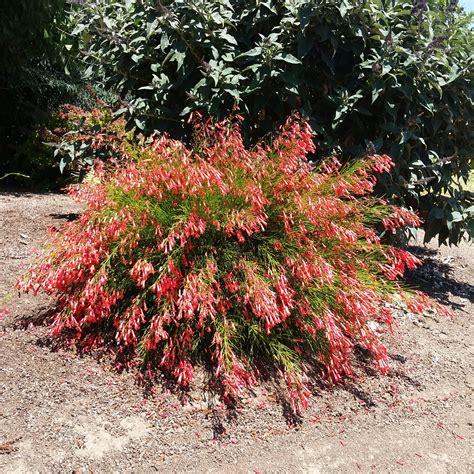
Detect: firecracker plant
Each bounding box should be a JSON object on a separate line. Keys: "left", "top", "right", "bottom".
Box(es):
{"left": 18, "top": 113, "right": 448, "bottom": 414}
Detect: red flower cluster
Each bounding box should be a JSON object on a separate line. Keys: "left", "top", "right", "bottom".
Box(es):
{"left": 0, "top": 307, "right": 9, "bottom": 320}
{"left": 18, "top": 113, "right": 447, "bottom": 414}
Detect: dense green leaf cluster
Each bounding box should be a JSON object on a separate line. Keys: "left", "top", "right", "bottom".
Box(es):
{"left": 67, "top": 0, "right": 473, "bottom": 244}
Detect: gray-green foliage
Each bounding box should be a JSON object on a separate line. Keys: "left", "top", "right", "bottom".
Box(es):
{"left": 67, "top": 0, "right": 473, "bottom": 244}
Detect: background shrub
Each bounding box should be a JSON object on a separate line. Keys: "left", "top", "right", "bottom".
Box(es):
{"left": 41, "top": 104, "right": 130, "bottom": 180}
{"left": 0, "top": 0, "right": 94, "bottom": 187}
{"left": 65, "top": 0, "right": 473, "bottom": 244}
{"left": 19, "top": 113, "right": 447, "bottom": 413}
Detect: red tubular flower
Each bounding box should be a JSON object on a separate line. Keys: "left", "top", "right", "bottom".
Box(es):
{"left": 17, "top": 112, "right": 448, "bottom": 415}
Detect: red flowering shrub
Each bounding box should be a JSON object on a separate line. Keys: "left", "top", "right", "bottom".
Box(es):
{"left": 18, "top": 113, "right": 447, "bottom": 414}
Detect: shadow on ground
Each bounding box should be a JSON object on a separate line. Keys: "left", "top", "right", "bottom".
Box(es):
{"left": 405, "top": 246, "right": 473, "bottom": 310}
{"left": 50, "top": 212, "right": 80, "bottom": 222}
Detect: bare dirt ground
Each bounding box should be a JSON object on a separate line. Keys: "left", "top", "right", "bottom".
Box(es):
{"left": 0, "top": 190, "right": 472, "bottom": 473}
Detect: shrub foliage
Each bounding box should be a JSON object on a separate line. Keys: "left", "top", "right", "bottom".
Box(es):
{"left": 0, "top": 0, "right": 89, "bottom": 183}
{"left": 46, "top": 104, "right": 131, "bottom": 176}
{"left": 66, "top": 0, "right": 474, "bottom": 244}
{"left": 19, "top": 114, "right": 447, "bottom": 412}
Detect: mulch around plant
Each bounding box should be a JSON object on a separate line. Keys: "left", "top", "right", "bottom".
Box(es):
{"left": 0, "top": 190, "right": 472, "bottom": 473}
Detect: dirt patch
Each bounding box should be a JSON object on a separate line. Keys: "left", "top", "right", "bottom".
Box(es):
{"left": 0, "top": 190, "right": 472, "bottom": 472}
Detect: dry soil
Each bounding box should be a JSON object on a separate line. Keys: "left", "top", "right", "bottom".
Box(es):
{"left": 0, "top": 190, "right": 472, "bottom": 473}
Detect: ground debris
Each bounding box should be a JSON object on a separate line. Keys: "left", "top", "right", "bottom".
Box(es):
{"left": 0, "top": 437, "right": 22, "bottom": 454}
{"left": 0, "top": 191, "right": 472, "bottom": 472}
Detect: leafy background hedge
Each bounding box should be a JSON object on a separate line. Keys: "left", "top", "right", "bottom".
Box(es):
{"left": 64, "top": 0, "right": 473, "bottom": 244}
